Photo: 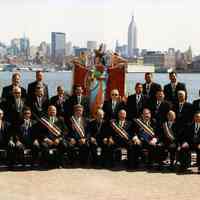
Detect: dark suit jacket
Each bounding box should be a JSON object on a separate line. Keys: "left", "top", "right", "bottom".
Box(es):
{"left": 39, "top": 117, "right": 68, "bottom": 141}
{"left": 1, "top": 85, "right": 27, "bottom": 100}
{"left": 68, "top": 116, "right": 88, "bottom": 141}
{"left": 193, "top": 99, "right": 200, "bottom": 113}
{"left": 173, "top": 102, "right": 193, "bottom": 135}
{"left": 28, "top": 96, "right": 49, "bottom": 118}
{"left": 5, "top": 97, "right": 27, "bottom": 125}
{"left": 182, "top": 123, "right": 200, "bottom": 145}
{"left": 148, "top": 100, "right": 172, "bottom": 124}
{"left": 143, "top": 82, "right": 162, "bottom": 101}
{"left": 110, "top": 119, "right": 133, "bottom": 145}
{"left": 0, "top": 121, "right": 12, "bottom": 148}
{"left": 50, "top": 95, "right": 69, "bottom": 117}
{"left": 16, "top": 119, "right": 38, "bottom": 146}
{"left": 27, "top": 81, "right": 49, "bottom": 100}
{"left": 164, "top": 82, "right": 187, "bottom": 105}
{"left": 87, "top": 119, "right": 110, "bottom": 145}
{"left": 103, "top": 99, "right": 125, "bottom": 121}
{"left": 64, "top": 95, "right": 90, "bottom": 118}
{"left": 126, "top": 94, "right": 147, "bottom": 120}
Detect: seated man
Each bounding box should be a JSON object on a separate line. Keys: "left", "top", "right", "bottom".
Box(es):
{"left": 15, "top": 107, "right": 40, "bottom": 166}
{"left": 87, "top": 109, "right": 109, "bottom": 166}
{"left": 0, "top": 109, "right": 15, "bottom": 166}
{"left": 133, "top": 108, "right": 166, "bottom": 168}
{"left": 161, "top": 110, "right": 178, "bottom": 169}
{"left": 39, "top": 105, "right": 68, "bottom": 167}
{"left": 109, "top": 109, "right": 134, "bottom": 168}
{"left": 68, "top": 104, "right": 89, "bottom": 165}
{"left": 178, "top": 111, "right": 200, "bottom": 172}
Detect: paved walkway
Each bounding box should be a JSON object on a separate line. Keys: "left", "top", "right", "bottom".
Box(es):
{"left": 0, "top": 167, "right": 200, "bottom": 200}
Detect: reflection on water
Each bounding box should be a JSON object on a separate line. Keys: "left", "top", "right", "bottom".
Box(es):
{"left": 0, "top": 72, "right": 199, "bottom": 102}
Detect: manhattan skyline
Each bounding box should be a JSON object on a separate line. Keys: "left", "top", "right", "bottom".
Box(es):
{"left": 0, "top": 0, "right": 199, "bottom": 54}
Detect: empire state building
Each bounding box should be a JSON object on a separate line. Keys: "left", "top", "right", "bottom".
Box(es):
{"left": 128, "top": 15, "right": 137, "bottom": 58}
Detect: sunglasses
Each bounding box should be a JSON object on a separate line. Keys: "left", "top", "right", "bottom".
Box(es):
{"left": 111, "top": 94, "right": 119, "bottom": 96}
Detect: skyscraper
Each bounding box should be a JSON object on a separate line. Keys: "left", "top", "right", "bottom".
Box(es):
{"left": 128, "top": 15, "right": 137, "bottom": 58}
{"left": 51, "top": 32, "right": 66, "bottom": 64}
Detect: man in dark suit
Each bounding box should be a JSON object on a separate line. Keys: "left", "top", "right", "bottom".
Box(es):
{"left": 173, "top": 90, "right": 193, "bottom": 136}
{"left": 1, "top": 72, "right": 27, "bottom": 101}
{"left": 5, "top": 86, "right": 27, "bottom": 127}
{"left": 67, "top": 104, "right": 89, "bottom": 165}
{"left": 164, "top": 71, "right": 187, "bottom": 105}
{"left": 161, "top": 110, "right": 178, "bottom": 169}
{"left": 193, "top": 89, "right": 200, "bottom": 113}
{"left": 27, "top": 71, "right": 49, "bottom": 100}
{"left": 39, "top": 105, "right": 68, "bottom": 167}
{"left": 103, "top": 89, "right": 125, "bottom": 121}
{"left": 143, "top": 72, "right": 162, "bottom": 102}
{"left": 0, "top": 109, "right": 15, "bottom": 166}
{"left": 15, "top": 107, "right": 40, "bottom": 165}
{"left": 148, "top": 89, "right": 172, "bottom": 125}
{"left": 28, "top": 85, "right": 49, "bottom": 118}
{"left": 132, "top": 108, "right": 166, "bottom": 168}
{"left": 64, "top": 85, "right": 90, "bottom": 119}
{"left": 49, "top": 86, "right": 70, "bottom": 118}
{"left": 109, "top": 109, "right": 136, "bottom": 168}
{"left": 178, "top": 112, "right": 200, "bottom": 172}
{"left": 126, "top": 82, "right": 147, "bottom": 121}
{"left": 87, "top": 109, "right": 109, "bottom": 166}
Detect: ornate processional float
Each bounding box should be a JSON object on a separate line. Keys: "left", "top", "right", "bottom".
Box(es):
{"left": 72, "top": 44, "right": 128, "bottom": 117}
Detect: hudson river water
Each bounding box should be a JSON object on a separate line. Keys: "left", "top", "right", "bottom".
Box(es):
{"left": 0, "top": 72, "right": 199, "bottom": 103}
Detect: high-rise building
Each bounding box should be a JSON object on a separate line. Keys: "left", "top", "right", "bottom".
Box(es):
{"left": 51, "top": 32, "right": 66, "bottom": 64}
{"left": 128, "top": 15, "right": 137, "bottom": 58}
{"left": 66, "top": 42, "right": 73, "bottom": 56}
{"left": 87, "top": 41, "right": 97, "bottom": 51}
{"left": 20, "top": 37, "right": 30, "bottom": 58}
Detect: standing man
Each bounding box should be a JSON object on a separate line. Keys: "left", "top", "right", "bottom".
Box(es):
{"left": 65, "top": 85, "right": 90, "bottom": 119}
{"left": 50, "top": 86, "right": 70, "bottom": 118}
{"left": 193, "top": 89, "right": 200, "bottom": 113}
{"left": 143, "top": 72, "right": 161, "bottom": 102}
{"left": 164, "top": 71, "right": 187, "bottom": 105}
{"left": 148, "top": 89, "right": 172, "bottom": 126}
{"left": 1, "top": 72, "right": 27, "bottom": 101}
{"left": 126, "top": 82, "right": 147, "bottom": 121}
{"left": 5, "top": 86, "right": 27, "bottom": 126}
{"left": 173, "top": 90, "right": 193, "bottom": 136}
{"left": 103, "top": 89, "right": 125, "bottom": 121}
{"left": 27, "top": 71, "right": 49, "bottom": 100}
{"left": 28, "top": 85, "right": 49, "bottom": 118}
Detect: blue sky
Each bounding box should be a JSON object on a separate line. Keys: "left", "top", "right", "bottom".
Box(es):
{"left": 0, "top": 0, "right": 199, "bottom": 54}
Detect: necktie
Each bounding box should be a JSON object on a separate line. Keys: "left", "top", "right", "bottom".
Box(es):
{"left": 136, "top": 95, "right": 140, "bottom": 104}
{"left": 195, "top": 124, "right": 199, "bottom": 135}
{"left": 112, "top": 101, "right": 116, "bottom": 111}
{"left": 77, "top": 96, "right": 81, "bottom": 104}
{"left": 146, "top": 84, "right": 150, "bottom": 96}
{"left": 179, "top": 103, "right": 183, "bottom": 112}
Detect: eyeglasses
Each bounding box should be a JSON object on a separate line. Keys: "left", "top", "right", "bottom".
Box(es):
{"left": 24, "top": 112, "right": 31, "bottom": 115}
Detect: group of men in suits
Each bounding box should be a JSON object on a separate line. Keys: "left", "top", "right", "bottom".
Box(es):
{"left": 0, "top": 71, "right": 200, "bottom": 172}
